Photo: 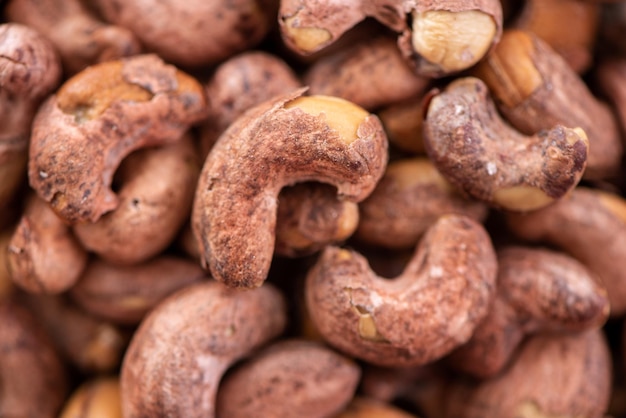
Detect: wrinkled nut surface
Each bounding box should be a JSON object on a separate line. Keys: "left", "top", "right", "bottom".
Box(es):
{"left": 29, "top": 54, "right": 207, "bottom": 223}
{"left": 121, "top": 281, "right": 286, "bottom": 418}
{"left": 73, "top": 134, "right": 199, "bottom": 265}
{"left": 446, "top": 330, "right": 612, "bottom": 418}
{"left": 8, "top": 194, "right": 88, "bottom": 294}
{"left": 192, "top": 90, "right": 388, "bottom": 288}
{"left": 216, "top": 339, "right": 361, "bottom": 418}
{"left": 473, "top": 30, "right": 622, "bottom": 180}
{"left": 424, "top": 77, "right": 588, "bottom": 211}
{"left": 356, "top": 158, "right": 488, "bottom": 249}
{"left": 0, "top": 298, "right": 68, "bottom": 418}
{"left": 506, "top": 187, "right": 626, "bottom": 316}
{"left": 449, "top": 246, "right": 609, "bottom": 378}
{"left": 59, "top": 376, "right": 122, "bottom": 418}
{"left": 306, "top": 215, "right": 497, "bottom": 367}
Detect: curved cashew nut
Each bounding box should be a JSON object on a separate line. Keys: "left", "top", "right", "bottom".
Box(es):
{"left": 306, "top": 215, "right": 497, "bottom": 367}
{"left": 424, "top": 77, "right": 588, "bottom": 211}
{"left": 192, "top": 90, "right": 388, "bottom": 288}
{"left": 120, "top": 281, "right": 286, "bottom": 417}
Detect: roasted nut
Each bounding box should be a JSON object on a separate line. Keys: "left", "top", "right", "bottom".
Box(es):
{"left": 59, "top": 376, "right": 122, "bottom": 418}
{"left": 0, "top": 228, "right": 16, "bottom": 299}
{"left": 334, "top": 397, "right": 417, "bottom": 418}
{"left": 306, "top": 215, "right": 496, "bottom": 367}
{"left": 121, "top": 281, "right": 286, "bottom": 417}
{"left": 596, "top": 58, "right": 626, "bottom": 136}
{"left": 448, "top": 246, "right": 609, "bottom": 378}
{"left": 356, "top": 158, "right": 488, "bottom": 249}
{"left": 5, "top": 0, "right": 140, "bottom": 74}
{"left": 377, "top": 96, "right": 428, "bottom": 154}
{"left": 423, "top": 77, "right": 588, "bottom": 211}
{"left": 216, "top": 339, "right": 360, "bottom": 418}
{"left": 192, "top": 90, "right": 388, "bottom": 288}
{"left": 29, "top": 54, "right": 207, "bottom": 224}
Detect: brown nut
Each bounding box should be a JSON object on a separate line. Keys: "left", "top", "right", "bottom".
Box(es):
{"left": 448, "top": 246, "right": 609, "bottom": 378}
{"left": 73, "top": 133, "right": 199, "bottom": 265}
{"left": 121, "top": 281, "right": 287, "bottom": 417}
{"left": 304, "top": 35, "right": 430, "bottom": 111}
{"left": 5, "top": 0, "right": 141, "bottom": 74}
{"left": 28, "top": 54, "right": 207, "bottom": 224}
{"left": 94, "top": 0, "right": 276, "bottom": 67}
{"left": 356, "top": 158, "right": 488, "bottom": 249}
{"left": 275, "top": 183, "right": 359, "bottom": 257}
{"left": 216, "top": 339, "right": 361, "bottom": 418}
{"left": 59, "top": 376, "right": 122, "bottom": 418}
{"left": 0, "top": 298, "right": 68, "bottom": 418}
{"left": 306, "top": 215, "right": 497, "bottom": 367}
{"left": 596, "top": 58, "right": 626, "bottom": 137}
{"left": 377, "top": 95, "right": 428, "bottom": 154}
{"left": 505, "top": 187, "right": 626, "bottom": 316}
{"left": 335, "top": 397, "right": 417, "bottom": 418}
{"left": 473, "top": 30, "right": 622, "bottom": 180}
{"left": 445, "top": 330, "right": 612, "bottom": 418}
{"left": 70, "top": 255, "right": 206, "bottom": 325}
{"left": 0, "top": 228, "right": 16, "bottom": 299}
{"left": 7, "top": 194, "right": 88, "bottom": 294}
{"left": 423, "top": 77, "right": 588, "bottom": 211}
{"left": 192, "top": 90, "right": 388, "bottom": 288}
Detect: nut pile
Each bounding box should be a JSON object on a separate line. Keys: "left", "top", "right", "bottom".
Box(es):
{"left": 1, "top": 0, "right": 626, "bottom": 417}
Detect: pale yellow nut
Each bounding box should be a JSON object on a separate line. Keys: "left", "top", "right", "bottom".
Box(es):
{"left": 283, "top": 15, "right": 332, "bottom": 53}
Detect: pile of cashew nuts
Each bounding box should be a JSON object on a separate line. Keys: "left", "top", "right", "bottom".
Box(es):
{"left": 2, "top": 0, "right": 626, "bottom": 417}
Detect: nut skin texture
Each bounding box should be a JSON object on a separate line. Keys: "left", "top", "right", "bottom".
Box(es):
{"left": 120, "top": 281, "right": 287, "bottom": 418}
{"left": 505, "top": 187, "right": 626, "bottom": 317}
{"left": 5, "top": 0, "right": 141, "bottom": 75}
{"left": 423, "top": 77, "right": 588, "bottom": 211}
{"left": 59, "top": 376, "right": 122, "bottom": 418}
{"left": 356, "top": 158, "right": 488, "bottom": 249}
{"left": 473, "top": 30, "right": 622, "bottom": 180}
{"left": 445, "top": 330, "right": 612, "bottom": 418}
{"left": 94, "top": 0, "right": 276, "bottom": 67}
{"left": 73, "top": 134, "right": 200, "bottom": 265}
{"left": 192, "top": 90, "right": 388, "bottom": 289}
{"left": 28, "top": 54, "right": 207, "bottom": 224}
{"left": 448, "top": 246, "right": 609, "bottom": 378}
{"left": 0, "top": 298, "right": 68, "bottom": 418}
{"left": 306, "top": 215, "right": 497, "bottom": 367}
{"left": 70, "top": 256, "right": 206, "bottom": 325}
{"left": 8, "top": 194, "right": 88, "bottom": 294}
{"left": 216, "top": 340, "right": 361, "bottom": 418}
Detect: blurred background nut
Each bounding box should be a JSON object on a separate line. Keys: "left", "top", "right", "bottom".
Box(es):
{"left": 334, "top": 397, "right": 418, "bottom": 418}
{"left": 376, "top": 95, "right": 429, "bottom": 155}
{"left": 59, "top": 376, "right": 122, "bottom": 418}
{"left": 595, "top": 58, "right": 626, "bottom": 137}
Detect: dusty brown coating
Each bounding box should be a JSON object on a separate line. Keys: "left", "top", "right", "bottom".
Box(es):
{"left": 70, "top": 256, "right": 206, "bottom": 325}
{"left": 59, "top": 377, "right": 122, "bottom": 418}
{"left": 275, "top": 183, "right": 359, "bottom": 257}
{"left": 95, "top": 0, "right": 276, "bottom": 67}
{"left": 445, "top": 330, "right": 612, "bottom": 418}
{"left": 473, "top": 30, "right": 622, "bottom": 180}
{"left": 596, "top": 58, "right": 626, "bottom": 137}
{"left": 505, "top": 187, "right": 626, "bottom": 316}
{"left": 200, "top": 51, "right": 302, "bottom": 157}
{"left": 29, "top": 54, "right": 207, "bottom": 224}
{"left": 356, "top": 158, "right": 488, "bottom": 249}
{"left": 448, "top": 246, "right": 609, "bottom": 378}
{"left": 306, "top": 215, "right": 497, "bottom": 367}
{"left": 0, "top": 298, "right": 68, "bottom": 418}
{"left": 6, "top": 0, "right": 140, "bottom": 75}
{"left": 423, "top": 77, "right": 588, "bottom": 211}
{"left": 304, "top": 35, "right": 430, "bottom": 111}
{"left": 7, "top": 194, "right": 88, "bottom": 294}
{"left": 73, "top": 134, "right": 200, "bottom": 265}
{"left": 121, "top": 281, "right": 286, "bottom": 418}
{"left": 20, "top": 293, "right": 128, "bottom": 373}
{"left": 216, "top": 340, "right": 360, "bottom": 418}
{"left": 192, "top": 90, "right": 388, "bottom": 288}
{"left": 335, "top": 397, "right": 417, "bottom": 418}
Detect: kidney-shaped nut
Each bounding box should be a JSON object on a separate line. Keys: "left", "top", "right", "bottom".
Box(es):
{"left": 70, "top": 255, "right": 205, "bottom": 325}
{"left": 73, "top": 133, "right": 199, "bottom": 265}
{"left": 424, "top": 77, "right": 588, "bottom": 211}
{"left": 356, "top": 158, "right": 488, "bottom": 249}
{"left": 306, "top": 214, "right": 497, "bottom": 367}
{"left": 216, "top": 339, "right": 360, "bottom": 418}
{"left": 448, "top": 246, "right": 609, "bottom": 378}
{"left": 59, "top": 376, "right": 122, "bottom": 418}
{"left": 8, "top": 194, "right": 88, "bottom": 294}
{"left": 0, "top": 298, "right": 68, "bottom": 418}
{"left": 505, "top": 187, "right": 626, "bottom": 316}
{"left": 29, "top": 54, "right": 207, "bottom": 224}
{"left": 121, "top": 281, "right": 286, "bottom": 418}
{"left": 192, "top": 89, "right": 388, "bottom": 288}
